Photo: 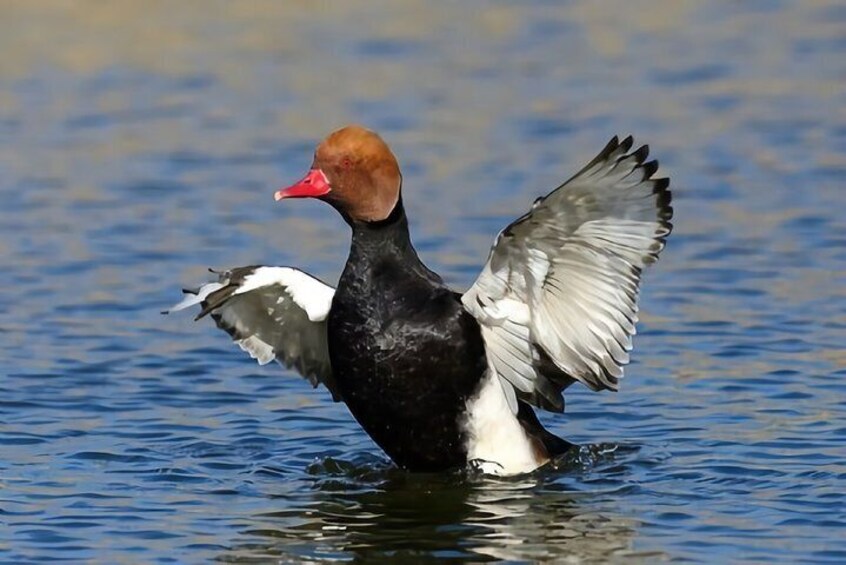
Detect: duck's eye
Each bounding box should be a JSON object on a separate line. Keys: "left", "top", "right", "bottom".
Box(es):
{"left": 342, "top": 157, "right": 352, "bottom": 169}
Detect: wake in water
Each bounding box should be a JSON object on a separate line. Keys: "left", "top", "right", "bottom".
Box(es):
{"left": 298, "top": 442, "right": 640, "bottom": 488}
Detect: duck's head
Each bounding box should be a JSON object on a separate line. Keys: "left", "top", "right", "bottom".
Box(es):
{"left": 275, "top": 125, "right": 402, "bottom": 223}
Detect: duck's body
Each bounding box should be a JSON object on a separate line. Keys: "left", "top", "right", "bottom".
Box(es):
{"left": 167, "top": 125, "right": 672, "bottom": 476}
{"left": 329, "top": 204, "right": 487, "bottom": 470}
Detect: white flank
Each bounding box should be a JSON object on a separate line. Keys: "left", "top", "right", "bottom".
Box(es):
{"left": 463, "top": 371, "right": 546, "bottom": 476}
{"left": 234, "top": 267, "right": 334, "bottom": 321}
{"left": 165, "top": 282, "right": 224, "bottom": 313}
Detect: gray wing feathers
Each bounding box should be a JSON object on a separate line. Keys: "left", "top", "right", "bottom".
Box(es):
{"left": 463, "top": 135, "right": 672, "bottom": 412}
{"left": 166, "top": 266, "right": 341, "bottom": 401}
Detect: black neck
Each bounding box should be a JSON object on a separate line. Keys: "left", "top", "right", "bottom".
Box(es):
{"left": 346, "top": 197, "right": 440, "bottom": 283}
{"left": 348, "top": 197, "right": 413, "bottom": 259}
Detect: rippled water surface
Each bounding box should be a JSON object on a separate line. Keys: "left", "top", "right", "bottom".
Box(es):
{"left": 2, "top": 1, "right": 845, "bottom": 563}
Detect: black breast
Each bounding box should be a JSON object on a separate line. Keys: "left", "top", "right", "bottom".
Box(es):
{"left": 327, "top": 204, "right": 487, "bottom": 471}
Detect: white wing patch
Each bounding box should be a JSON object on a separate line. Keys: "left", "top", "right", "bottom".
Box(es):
{"left": 233, "top": 267, "right": 334, "bottom": 322}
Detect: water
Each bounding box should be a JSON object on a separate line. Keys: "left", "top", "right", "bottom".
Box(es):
{"left": 1, "top": 1, "right": 844, "bottom": 562}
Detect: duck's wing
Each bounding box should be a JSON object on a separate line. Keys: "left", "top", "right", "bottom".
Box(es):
{"left": 462, "top": 136, "right": 672, "bottom": 413}
{"left": 165, "top": 266, "right": 341, "bottom": 401}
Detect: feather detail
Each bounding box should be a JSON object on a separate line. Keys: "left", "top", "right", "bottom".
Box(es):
{"left": 165, "top": 266, "right": 341, "bottom": 401}
{"left": 463, "top": 135, "right": 672, "bottom": 412}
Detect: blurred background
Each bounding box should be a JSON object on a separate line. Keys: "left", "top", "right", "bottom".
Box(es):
{"left": 1, "top": 1, "right": 844, "bottom": 563}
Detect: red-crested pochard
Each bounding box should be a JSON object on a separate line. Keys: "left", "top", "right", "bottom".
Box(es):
{"left": 167, "top": 125, "right": 673, "bottom": 476}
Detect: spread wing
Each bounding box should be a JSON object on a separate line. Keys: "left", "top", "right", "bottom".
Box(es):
{"left": 165, "top": 266, "right": 341, "bottom": 401}
{"left": 462, "top": 135, "right": 673, "bottom": 414}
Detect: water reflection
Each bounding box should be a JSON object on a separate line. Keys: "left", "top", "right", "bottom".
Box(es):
{"left": 222, "top": 447, "right": 656, "bottom": 563}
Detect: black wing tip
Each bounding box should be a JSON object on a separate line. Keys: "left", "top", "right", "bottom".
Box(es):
{"left": 582, "top": 378, "right": 618, "bottom": 393}
{"left": 639, "top": 149, "right": 672, "bottom": 231}
{"left": 654, "top": 180, "right": 672, "bottom": 204}
{"left": 593, "top": 135, "right": 621, "bottom": 164}
{"left": 652, "top": 175, "right": 673, "bottom": 229}
{"left": 598, "top": 375, "right": 621, "bottom": 393}
{"left": 591, "top": 360, "right": 623, "bottom": 392}
{"left": 576, "top": 134, "right": 629, "bottom": 176}
{"left": 642, "top": 159, "right": 659, "bottom": 178}
{"left": 653, "top": 176, "right": 670, "bottom": 191}
{"left": 657, "top": 193, "right": 673, "bottom": 212}
{"left": 607, "top": 134, "right": 620, "bottom": 147}
{"left": 632, "top": 144, "right": 650, "bottom": 164}
{"left": 638, "top": 151, "right": 673, "bottom": 238}
{"left": 596, "top": 134, "right": 668, "bottom": 171}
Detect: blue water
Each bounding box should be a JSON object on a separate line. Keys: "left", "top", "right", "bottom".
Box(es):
{"left": 1, "top": 2, "right": 845, "bottom": 563}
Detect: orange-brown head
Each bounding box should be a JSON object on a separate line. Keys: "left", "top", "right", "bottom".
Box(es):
{"left": 275, "top": 125, "right": 402, "bottom": 222}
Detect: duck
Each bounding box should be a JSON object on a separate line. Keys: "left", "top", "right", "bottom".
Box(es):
{"left": 166, "top": 125, "right": 672, "bottom": 476}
